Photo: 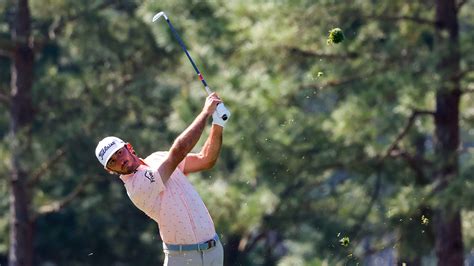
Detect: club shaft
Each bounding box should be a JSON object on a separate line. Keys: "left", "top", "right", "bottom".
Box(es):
{"left": 156, "top": 12, "right": 229, "bottom": 121}
{"left": 164, "top": 18, "right": 211, "bottom": 94}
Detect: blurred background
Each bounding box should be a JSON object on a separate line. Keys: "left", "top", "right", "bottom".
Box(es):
{"left": 0, "top": 0, "right": 473, "bottom": 265}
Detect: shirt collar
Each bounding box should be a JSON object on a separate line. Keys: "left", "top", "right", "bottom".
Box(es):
{"left": 119, "top": 158, "right": 148, "bottom": 181}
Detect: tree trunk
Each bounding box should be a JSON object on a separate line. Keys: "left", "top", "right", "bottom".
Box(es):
{"left": 224, "top": 234, "right": 246, "bottom": 266}
{"left": 433, "top": 0, "right": 464, "bottom": 265}
{"left": 8, "top": 0, "right": 35, "bottom": 265}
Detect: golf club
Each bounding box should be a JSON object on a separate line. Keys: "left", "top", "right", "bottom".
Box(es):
{"left": 152, "top": 11, "right": 230, "bottom": 121}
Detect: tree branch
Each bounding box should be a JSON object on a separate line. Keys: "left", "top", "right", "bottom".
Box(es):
{"left": 0, "top": 37, "right": 14, "bottom": 58}
{"left": 462, "top": 88, "right": 474, "bottom": 94}
{"left": 0, "top": 92, "right": 10, "bottom": 107}
{"left": 381, "top": 109, "right": 434, "bottom": 161}
{"left": 284, "top": 45, "right": 359, "bottom": 60}
{"left": 27, "top": 0, "right": 119, "bottom": 52}
{"left": 46, "top": 0, "right": 118, "bottom": 41}
{"left": 27, "top": 50, "right": 143, "bottom": 187}
{"left": 459, "top": 147, "right": 474, "bottom": 155}
{"left": 302, "top": 66, "right": 390, "bottom": 92}
{"left": 239, "top": 231, "right": 266, "bottom": 253}
{"left": 456, "top": 0, "right": 469, "bottom": 11}
{"left": 452, "top": 68, "right": 473, "bottom": 83}
{"left": 351, "top": 168, "right": 382, "bottom": 239}
{"left": 362, "top": 234, "right": 400, "bottom": 257}
{"left": 34, "top": 175, "right": 93, "bottom": 218}
{"left": 351, "top": 109, "right": 433, "bottom": 239}
{"left": 365, "top": 14, "right": 435, "bottom": 25}
{"left": 28, "top": 148, "right": 66, "bottom": 187}
{"left": 276, "top": 162, "right": 345, "bottom": 204}
{"left": 0, "top": 34, "right": 37, "bottom": 57}
{"left": 26, "top": 73, "right": 136, "bottom": 186}
{"left": 389, "top": 148, "right": 432, "bottom": 183}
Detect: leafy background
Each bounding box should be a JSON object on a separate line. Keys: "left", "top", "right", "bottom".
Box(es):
{"left": 0, "top": 0, "right": 473, "bottom": 265}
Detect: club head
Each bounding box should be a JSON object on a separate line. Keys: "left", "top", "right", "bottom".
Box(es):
{"left": 152, "top": 11, "right": 168, "bottom": 22}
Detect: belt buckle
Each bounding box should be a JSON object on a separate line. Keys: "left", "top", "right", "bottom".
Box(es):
{"left": 208, "top": 239, "right": 216, "bottom": 249}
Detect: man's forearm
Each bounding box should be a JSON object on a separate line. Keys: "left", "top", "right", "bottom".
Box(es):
{"left": 170, "top": 111, "right": 209, "bottom": 161}
{"left": 199, "top": 125, "right": 223, "bottom": 165}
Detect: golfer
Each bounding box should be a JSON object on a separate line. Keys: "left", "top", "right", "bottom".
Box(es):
{"left": 95, "top": 93, "right": 228, "bottom": 266}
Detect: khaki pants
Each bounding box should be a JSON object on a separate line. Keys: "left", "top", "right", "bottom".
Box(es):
{"left": 163, "top": 240, "right": 224, "bottom": 266}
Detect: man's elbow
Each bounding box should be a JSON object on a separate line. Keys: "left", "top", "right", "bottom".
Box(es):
{"left": 169, "top": 141, "right": 188, "bottom": 165}
{"left": 201, "top": 156, "right": 217, "bottom": 170}
{"left": 207, "top": 159, "right": 218, "bottom": 169}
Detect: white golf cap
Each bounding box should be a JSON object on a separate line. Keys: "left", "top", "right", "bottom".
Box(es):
{"left": 95, "top": 136, "right": 126, "bottom": 167}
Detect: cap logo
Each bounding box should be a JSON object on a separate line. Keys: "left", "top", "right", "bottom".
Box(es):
{"left": 99, "top": 141, "right": 116, "bottom": 160}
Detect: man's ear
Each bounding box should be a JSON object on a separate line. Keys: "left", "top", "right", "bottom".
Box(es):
{"left": 126, "top": 143, "right": 136, "bottom": 155}
{"left": 104, "top": 166, "right": 119, "bottom": 175}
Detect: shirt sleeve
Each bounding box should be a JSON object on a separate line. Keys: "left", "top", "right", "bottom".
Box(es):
{"left": 153, "top": 169, "right": 166, "bottom": 192}
{"left": 123, "top": 168, "right": 165, "bottom": 216}
{"left": 147, "top": 151, "right": 186, "bottom": 174}
{"left": 178, "top": 157, "right": 187, "bottom": 172}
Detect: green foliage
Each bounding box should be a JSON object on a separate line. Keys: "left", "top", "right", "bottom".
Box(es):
{"left": 0, "top": 0, "right": 473, "bottom": 265}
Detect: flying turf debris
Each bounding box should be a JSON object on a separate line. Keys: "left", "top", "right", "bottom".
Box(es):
{"left": 327, "top": 28, "right": 345, "bottom": 44}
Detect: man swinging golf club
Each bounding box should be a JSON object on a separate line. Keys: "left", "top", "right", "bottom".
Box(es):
{"left": 95, "top": 92, "right": 228, "bottom": 266}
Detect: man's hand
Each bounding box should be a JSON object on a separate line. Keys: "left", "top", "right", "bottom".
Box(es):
{"left": 202, "top": 93, "right": 222, "bottom": 116}
{"left": 212, "top": 108, "right": 230, "bottom": 128}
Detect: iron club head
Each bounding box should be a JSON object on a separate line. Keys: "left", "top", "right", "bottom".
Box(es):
{"left": 152, "top": 11, "right": 168, "bottom": 22}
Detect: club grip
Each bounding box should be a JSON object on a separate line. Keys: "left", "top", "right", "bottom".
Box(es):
{"left": 216, "top": 103, "right": 230, "bottom": 121}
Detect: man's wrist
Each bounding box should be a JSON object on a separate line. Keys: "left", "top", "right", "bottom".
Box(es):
{"left": 201, "top": 110, "right": 212, "bottom": 117}
{"left": 212, "top": 122, "right": 225, "bottom": 129}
